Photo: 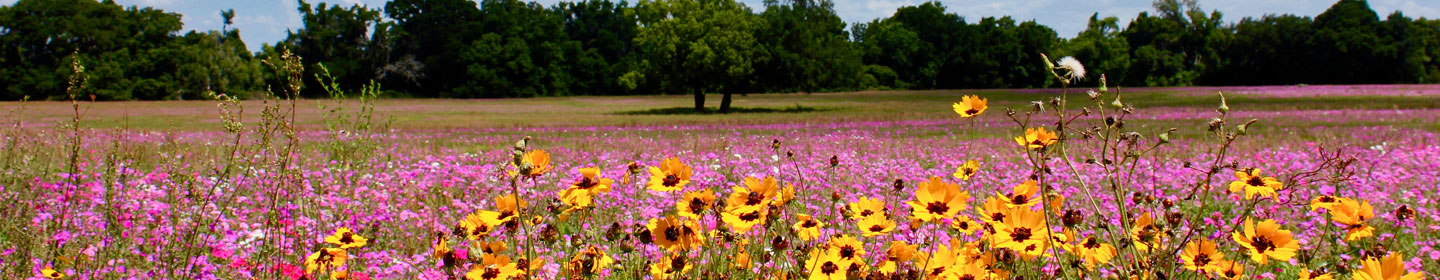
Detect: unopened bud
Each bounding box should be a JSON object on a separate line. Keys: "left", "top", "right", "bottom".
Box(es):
{"left": 1217, "top": 91, "right": 1230, "bottom": 114}
{"left": 1109, "top": 93, "right": 1124, "bottom": 109}
{"left": 1099, "top": 75, "right": 1109, "bottom": 93}
{"left": 829, "top": 155, "right": 839, "bottom": 167}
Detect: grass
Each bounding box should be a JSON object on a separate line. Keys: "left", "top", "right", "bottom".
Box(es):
{"left": 2, "top": 86, "right": 1437, "bottom": 132}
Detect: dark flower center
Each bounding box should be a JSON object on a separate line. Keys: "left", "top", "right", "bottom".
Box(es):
{"left": 576, "top": 177, "right": 597, "bottom": 189}
{"left": 839, "top": 246, "right": 857, "bottom": 259}
{"left": 1193, "top": 253, "right": 1212, "bottom": 267}
{"left": 1251, "top": 235, "right": 1276, "bottom": 253}
{"left": 869, "top": 225, "right": 887, "bottom": 232}
{"left": 670, "top": 257, "right": 687, "bottom": 271}
{"left": 925, "top": 201, "right": 950, "bottom": 215}
{"left": 1011, "top": 194, "right": 1029, "bottom": 205}
{"left": 1010, "top": 227, "right": 1033, "bottom": 242}
{"left": 956, "top": 221, "right": 970, "bottom": 230}
{"left": 1083, "top": 237, "right": 1101, "bottom": 249}
{"left": 482, "top": 267, "right": 501, "bottom": 279}
{"left": 663, "top": 174, "right": 680, "bottom": 187}
{"left": 340, "top": 232, "right": 355, "bottom": 244}
{"left": 959, "top": 275, "right": 976, "bottom": 280}
{"left": 802, "top": 220, "right": 818, "bottom": 228}
{"left": 1246, "top": 176, "right": 1266, "bottom": 187}
{"left": 859, "top": 209, "right": 874, "bottom": 217}
{"left": 746, "top": 191, "right": 765, "bottom": 206}
{"left": 964, "top": 108, "right": 979, "bottom": 115}
{"left": 991, "top": 212, "right": 1006, "bottom": 222}
{"left": 664, "top": 226, "right": 681, "bottom": 242}
{"left": 688, "top": 198, "right": 707, "bottom": 214}
{"left": 1319, "top": 196, "right": 1335, "bottom": 203}
{"left": 821, "top": 261, "right": 839, "bottom": 274}
{"left": 739, "top": 211, "right": 761, "bottom": 222}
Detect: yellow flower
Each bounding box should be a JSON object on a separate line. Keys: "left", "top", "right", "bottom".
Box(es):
{"left": 433, "top": 236, "right": 453, "bottom": 262}
{"left": 478, "top": 240, "right": 508, "bottom": 254}
{"left": 460, "top": 211, "right": 498, "bottom": 240}
{"left": 998, "top": 180, "right": 1041, "bottom": 209}
{"left": 1070, "top": 235, "right": 1115, "bottom": 270}
{"left": 953, "top": 159, "right": 980, "bottom": 180}
{"left": 647, "top": 215, "right": 704, "bottom": 252}
{"left": 1180, "top": 237, "right": 1223, "bottom": 273}
{"left": 920, "top": 241, "right": 962, "bottom": 280}
{"left": 858, "top": 214, "right": 896, "bottom": 237}
{"left": 1330, "top": 198, "right": 1376, "bottom": 241}
{"left": 324, "top": 227, "right": 368, "bottom": 249}
{"left": 951, "top": 215, "right": 980, "bottom": 235}
{"left": 721, "top": 204, "right": 768, "bottom": 234}
{"left": 1130, "top": 212, "right": 1165, "bottom": 253}
{"left": 647, "top": 157, "right": 692, "bottom": 192}
{"left": 953, "top": 95, "right": 988, "bottom": 118}
{"left": 1353, "top": 253, "right": 1423, "bottom": 280}
{"left": 994, "top": 207, "right": 1050, "bottom": 258}
{"left": 1299, "top": 267, "right": 1335, "bottom": 280}
{"left": 41, "top": 266, "right": 64, "bottom": 279}
{"left": 1228, "top": 168, "right": 1284, "bottom": 200}
{"left": 848, "top": 196, "right": 886, "bottom": 221}
{"left": 978, "top": 196, "right": 1011, "bottom": 225}
{"left": 732, "top": 250, "right": 754, "bottom": 271}
{"left": 725, "top": 176, "right": 779, "bottom": 212}
{"left": 1014, "top": 127, "right": 1058, "bottom": 150}
{"left": 827, "top": 235, "right": 866, "bottom": 262}
{"left": 675, "top": 188, "right": 717, "bottom": 219}
{"left": 558, "top": 167, "right": 613, "bottom": 208}
{"left": 466, "top": 256, "right": 520, "bottom": 280}
{"left": 792, "top": 214, "right": 825, "bottom": 242}
{"left": 905, "top": 177, "right": 970, "bottom": 223}
{"left": 517, "top": 149, "right": 551, "bottom": 177}
{"left": 876, "top": 241, "right": 918, "bottom": 275}
{"left": 564, "top": 245, "right": 615, "bottom": 278}
{"left": 1231, "top": 218, "right": 1298, "bottom": 265}
{"left": 1309, "top": 195, "right": 1342, "bottom": 212}
{"left": 305, "top": 248, "right": 349, "bottom": 274}
{"left": 650, "top": 254, "right": 693, "bottom": 279}
{"left": 773, "top": 183, "right": 797, "bottom": 207}
{"left": 1215, "top": 259, "right": 1245, "bottom": 280}
{"left": 806, "top": 249, "right": 852, "bottom": 280}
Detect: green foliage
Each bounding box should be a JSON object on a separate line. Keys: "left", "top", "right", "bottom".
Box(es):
{"left": 3, "top": 0, "right": 1440, "bottom": 101}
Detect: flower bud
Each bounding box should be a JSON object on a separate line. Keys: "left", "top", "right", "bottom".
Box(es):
{"left": 892, "top": 179, "right": 905, "bottom": 192}
{"left": 829, "top": 155, "right": 839, "bottom": 167}
{"left": 1099, "top": 74, "right": 1109, "bottom": 93}
{"left": 1217, "top": 91, "right": 1230, "bottom": 114}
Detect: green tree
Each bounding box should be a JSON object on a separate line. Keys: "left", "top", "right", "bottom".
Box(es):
{"left": 755, "top": 0, "right": 862, "bottom": 93}
{"left": 628, "top": 0, "right": 765, "bottom": 112}
{"left": 1062, "top": 14, "right": 1131, "bottom": 85}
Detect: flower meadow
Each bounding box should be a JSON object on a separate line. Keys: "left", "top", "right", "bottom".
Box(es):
{"left": 3, "top": 54, "right": 1440, "bottom": 280}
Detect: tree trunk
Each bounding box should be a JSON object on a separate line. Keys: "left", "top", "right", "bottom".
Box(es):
{"left": 694, "top": 92, "right": 706, "bottom": 112}
{"left": 719, "top": 92, "right": 733, "bottom": 113}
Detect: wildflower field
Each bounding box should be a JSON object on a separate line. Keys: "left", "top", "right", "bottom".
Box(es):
{"left": 5, "top": 64, "right": 1440, "bottom": 279}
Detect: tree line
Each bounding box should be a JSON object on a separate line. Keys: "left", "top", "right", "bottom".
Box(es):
{"left": 2, "top": 0, "right": 1438, "bottom": 109}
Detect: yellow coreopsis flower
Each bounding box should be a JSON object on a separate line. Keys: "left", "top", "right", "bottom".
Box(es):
{"left": 647, "top": 215, "right": 704, "bottom": 252}
{"left": 1180, "top": 237, "right": 1223, "bottom": 273}
{"left": 558, "top": 167, "right": 614, "bottom": 207}
{"left": 563, "top": 245, "right": 615, "bottom": 278}
{"left": 1014, "top": 127, "right": 1058, "bottom": 150}
{"left": 460, "top": 211, "right": 499, "bottom": 240}
{"left": 725, "top": 176, "right": 780, "bottom": 212}
{"left": 465, "top": 258, "right": 520, "bottom": 280}
{"left": 905, "top": 177, "right": 970, "bottom": 223}
{"left": 305, "top": 248, "right": 349, "bottom": 274}
{"left": 647, "top": 157, "right": 693, "bottom": 192}
{"left": 1228, "top": 168, "right": 1284, "bottom": 200}
{"left": 953, "top": 95, "right": 988, "bottom": 118}
{"left": 773, "top": 183, "right": 797, "bottom": 207}
{"left": 722, "top": 204, "right": 768, "bottom": 234}
{"left": 1310, "top": 195, "right": 1342, "bottom": 212}
{"left": 1330, "top": 198, "right": 1376, "bottom": 241}
{"left": 848, "top": 196, "right": 886, "bottom": 221}
{"left": 792, "top": 214, "right": 825, "bottom": 241}
{"left": 806, "top": 249, "right": 852, "bottom": 280}
{"left": 876, "top": 241, "right": 918, "bottom": 275}
{"left": 951, "top": 215, "right": 980, "bottom": 235}
{"left": 1070, "top": 235, "right": 1116, "bottom": 270}
{"left": 1231, "top": 218, "right": 1299, "bottom": 265}
{"left": 998, "top": 180, "right": 1041, "bottom": 209}
{"left": 494, "top": 194, "right": 527, "bottom": 225}
{"left": 920, "top": 242, "right": 962, "bottom": 280}
{"left": 324, "top": 227, "right": 368, "bottom": 249}
{"left": 1130, "top": 212, "right": 1165, "bottom": 253}
{"left": 827, "top": 235, "right": 866, "bottom": 262}
{"left": 858, "top": 214, "right": 896, "bottom": 237}
{"left": 1299, "top": 267, "right": 1335, "bottom": 280}
{"left": 994, "top": 207, "right": 1050, "bottom": 258}
{"left": 517, "top": 149, "right": 551, "bottom": 177}
{"left": 1215, "top": 259, "right": 1245, "bottom": 280}
{"left": 675, "top": 188, "right": 716, "bottom": 219}
{"left": 1353, "top": 253, "right": 1423, "bottom": 280}
{"left": 978, "top": 196, "right": 1011, "bottom": 225}
{"left": 953, "top": 159, "right": 980, "bottom": 180}
{"left": 40, "top": 266, "right": 64, "bottom": 279}
{"left": 650, "top": 254, "right": 693, "bottom": 279}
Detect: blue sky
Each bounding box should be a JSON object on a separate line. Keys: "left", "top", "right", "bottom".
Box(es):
{"left": 3, "top": 0, "right": 1437, "bottom": 52}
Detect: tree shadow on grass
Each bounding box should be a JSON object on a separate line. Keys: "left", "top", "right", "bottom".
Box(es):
{"left": 615, "top": 105, "right": 833, "bottom": 115}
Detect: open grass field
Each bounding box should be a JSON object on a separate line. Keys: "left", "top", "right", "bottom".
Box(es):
{"left": 2, "top": 85, "right": 1439, "bottom": 279}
